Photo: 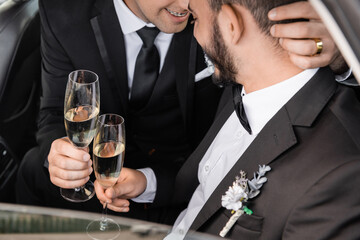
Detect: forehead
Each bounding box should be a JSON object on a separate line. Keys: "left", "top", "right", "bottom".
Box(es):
{"left": 189, "top": 0, "right": 211, "bottom": 14}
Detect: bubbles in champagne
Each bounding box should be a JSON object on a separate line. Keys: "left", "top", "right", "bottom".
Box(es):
{"left": 93, "top": 141, "right": 125, "bottom": 188}
{"left": 64, "top": 105, "right": 99, "bottom": 148}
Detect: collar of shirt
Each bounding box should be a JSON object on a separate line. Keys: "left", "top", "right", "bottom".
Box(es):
{"left": 242, "top": 68, "right": 319, "bottom": 135}
{"left": 114, "top": 0, "right": 155, "bottom": 35}
{"left": 114, "top": 0, "right": 172, "bottom": 39}
{"left": 115, "top": 0, "right": 153, "bottom": 33}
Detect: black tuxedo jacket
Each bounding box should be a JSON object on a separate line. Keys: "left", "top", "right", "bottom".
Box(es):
{"left": 166, "top": 68, "right": 360, "bottom": 239}
{"left": 37, "top": 0, "right": 222, "bottom": 193}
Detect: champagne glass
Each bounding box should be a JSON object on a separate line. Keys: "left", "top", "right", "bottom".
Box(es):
{"left": 87, "top": 114, "right": 125, "bottom": 240}
{"left": 61, "top": 70, "right": 100, "bottom": 202}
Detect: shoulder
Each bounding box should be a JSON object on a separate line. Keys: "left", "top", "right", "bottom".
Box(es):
{"left": 284, "top": 82, "right": 360, "bottom": 238}
{"left": 39, "top": 0, "right": 98, "bottom": 42}
{"left": 39, "top": 0, "right": 95, "bottom": 11}
{"left": 39, "top": 0, "right": 95, "bottom": 25}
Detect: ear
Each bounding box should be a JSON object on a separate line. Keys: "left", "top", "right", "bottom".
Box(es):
{"left": 218, "top": 4, "right": 243, "bottom": 45}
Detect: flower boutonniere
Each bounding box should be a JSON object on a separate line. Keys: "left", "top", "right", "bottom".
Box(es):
{"left": 204, "top": 52, "right": 215, "bottom": 73}
{"left": 219, "top": 165, "right": 271, "bottom": 237}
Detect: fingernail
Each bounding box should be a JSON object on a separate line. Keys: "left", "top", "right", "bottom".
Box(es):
{"left": 83, "top": 154, "right": 90, "bottom": 161}
{"left": 268, "top": 9, "right": 276, "bottom": 19}
{"left": 270, "top": 25, "right": 276, "bottom": 36}
{"left": 279, "top": 38, "right": 283, "bottom": 45}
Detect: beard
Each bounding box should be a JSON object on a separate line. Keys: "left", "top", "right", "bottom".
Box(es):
{"left": 202, "top": 19, "right": 238, "bottom": 86}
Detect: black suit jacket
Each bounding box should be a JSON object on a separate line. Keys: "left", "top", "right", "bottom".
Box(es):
{"left": 166, "top": 67, "right": 360, "bottom": 239}
{"left": 37, "top": 0, "right": 222, "bottom": 200}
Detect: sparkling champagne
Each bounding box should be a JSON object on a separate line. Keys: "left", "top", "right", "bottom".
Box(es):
{"left": 64, "top": 105, "right": 99, "bottom": 148}
{"left": 93, "top": 141, "right": 125, "bottom": 188}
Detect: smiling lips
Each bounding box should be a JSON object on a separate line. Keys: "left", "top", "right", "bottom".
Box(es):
{"left": 166, "top": 8, "right": 188, "bottom": 17}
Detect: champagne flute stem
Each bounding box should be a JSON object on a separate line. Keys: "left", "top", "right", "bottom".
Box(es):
{"left": 74, "top": 147, "right": 88, "bottom": 192}
{"left": 100, "top": 202, "right": 109, "bottom": 231}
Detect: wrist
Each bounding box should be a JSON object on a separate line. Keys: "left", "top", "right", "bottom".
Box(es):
{"left": 131, "top": 168, "right": 157, "bottom": 203}
{"left": 330, "top": 54, "right": 349, "bottom": 75}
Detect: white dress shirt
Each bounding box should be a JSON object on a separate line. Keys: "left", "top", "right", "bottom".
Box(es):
{"left": 165, "top": 68, "right": 319, "bottom": 239}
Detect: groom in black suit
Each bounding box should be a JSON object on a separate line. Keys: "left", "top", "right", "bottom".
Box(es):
{"left": 167, "top": 0, "right": 360, "bottom": 238}
{"left": 16, "top": 0, "right": 223, "bottom": 222}
{"left": 96, "top": 0, "right": 360, "bottom": 238}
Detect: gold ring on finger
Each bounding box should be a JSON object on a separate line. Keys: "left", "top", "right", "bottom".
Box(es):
{"left": 313, "top": 38, "right": 323, "bottom": 55}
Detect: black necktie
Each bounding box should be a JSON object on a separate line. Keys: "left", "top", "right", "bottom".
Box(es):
{"left": 233, "top": 84, "right": 252, "bottom": 134}
{"left": 130, "top": 27, "right": 160, "bottom": 110}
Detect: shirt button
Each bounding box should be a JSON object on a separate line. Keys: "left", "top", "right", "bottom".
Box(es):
{"left": 178, "top": 229, "right": 184, "bottom": 235}
{"left": 204, "top": 165, "right": 209, "bottom": 172}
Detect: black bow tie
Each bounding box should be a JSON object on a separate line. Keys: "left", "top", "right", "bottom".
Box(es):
{"left": 232, "top": 85, "right": 252, "bottom": 134}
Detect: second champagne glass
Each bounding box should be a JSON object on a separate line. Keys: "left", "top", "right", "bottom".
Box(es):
{"left": 61, "top": 69, "right": 100, "bottom": 202}
{"left": 87, "top": 114, "right": 125, "bottom": 240}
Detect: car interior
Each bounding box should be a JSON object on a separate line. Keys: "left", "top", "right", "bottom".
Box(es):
{"left": 0, "top": 0, "right": 40, "bottom": 202}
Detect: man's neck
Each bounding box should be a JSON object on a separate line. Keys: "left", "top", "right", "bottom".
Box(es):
{"left": 239, "top": 43, "right": 304, "bottom": 94}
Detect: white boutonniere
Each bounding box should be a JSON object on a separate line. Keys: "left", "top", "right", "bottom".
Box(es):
{"left": 195, "top": 52, "right": 215, "bottom": 82}
{"left": 203, "top": 52, "right": 215, "bottom": 74}
{"left": 219, "top": 165, "right": 271, "bottom": 237}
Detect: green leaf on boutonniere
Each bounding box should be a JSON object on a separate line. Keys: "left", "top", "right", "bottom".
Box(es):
{"left": 243, "top": 206, "right": 253, "bottom": 215}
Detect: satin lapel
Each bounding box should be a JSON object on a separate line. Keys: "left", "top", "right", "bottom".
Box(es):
{"left": 190, "top": 107, "right": 297, "bottom": 230}
{"left": 190, "top": 67, "right": 337, "bottom": 231}
{"left": 173, "top": 24, "right": 194, "bottom": 131}
{"left": 90, "top": 0, "right": 128, "bottom": 115}
{"left": 173, "top": 90, "right": 233, "bottom": 204}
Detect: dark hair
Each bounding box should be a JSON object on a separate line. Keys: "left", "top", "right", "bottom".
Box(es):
{"left": 208, "top": 0, "right": 303, "bottom": 35}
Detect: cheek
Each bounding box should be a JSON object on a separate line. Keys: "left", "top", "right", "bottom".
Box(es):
{"left": 194, "top": 25, "right": 212, "bottom": 50}
{"left": 142, "top": 5, "right": 156, "bottom": 18}
{"left": 193, "top": 24, "right": 199, "bottom": 40}
{"left": 193, "top": 24, "right": 205, "bottom": 46}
